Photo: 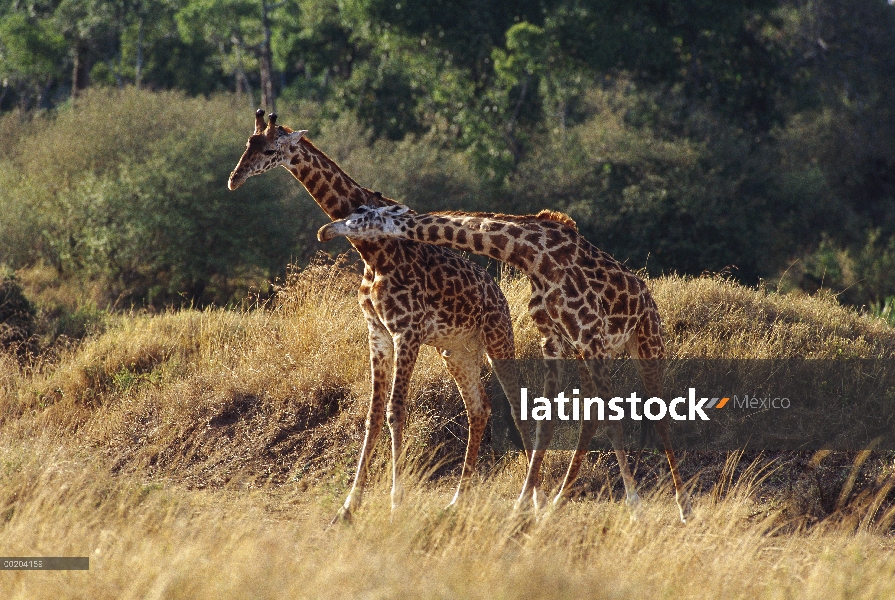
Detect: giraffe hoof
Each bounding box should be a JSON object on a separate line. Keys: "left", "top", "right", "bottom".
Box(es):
{"left": 390, "top": 482, "right": 405, "bottom": 512}
{"left": 330, "top": 506, "right": 352, "bottom": 526}
{"left": 550, "top": 493, "right": 569, "bottom": 511}
{"left": 678, "top": 493, "right": 693, "bottom": 524}
{"left": 624, "top": 492, "right": 643, "bottom": 522}
{"left": 513, "top": 492, "right": 533, "bottom": 513}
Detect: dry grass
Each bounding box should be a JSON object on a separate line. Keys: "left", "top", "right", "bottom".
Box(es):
{"left": 1, "top": 256, "right": 894, "bottom": 598}
{"left": 652, "top": 274, "right": 895, "bottom": 358}
{"left": 1, "top": 444, "right": 893, "bottom": 599}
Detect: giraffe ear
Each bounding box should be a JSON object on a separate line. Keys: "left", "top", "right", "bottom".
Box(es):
{"left": 385, "top": 205, "right": 412, "bottom": 216}
{"left": 286, "top": 129, "right": 308, "bottom": 142}
{"left": 254, "top": 109, "right": 266, "bottom": 135}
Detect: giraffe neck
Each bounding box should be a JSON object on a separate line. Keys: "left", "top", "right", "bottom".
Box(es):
{"left": 284, "top": 138, "right": 369, "bottom": 220}
{"left": 391, "top": 212, "right": 552, "bottom": 274}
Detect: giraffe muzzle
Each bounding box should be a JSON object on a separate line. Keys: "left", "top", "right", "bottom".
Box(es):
{"left": 317, "top": 222, "right": 341, "bottom": 242}
{"left": 227, "top": 170, "right": 245, "bottom": 191}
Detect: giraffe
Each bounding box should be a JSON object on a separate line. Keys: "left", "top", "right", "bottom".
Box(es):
{"left": 318, "top": 204, "right": 693, "bottom": 523}
{"left": 228, "top": 110, "right": 532, "bottom": 522}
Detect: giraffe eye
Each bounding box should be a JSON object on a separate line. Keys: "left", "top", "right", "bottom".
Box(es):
{"left": 263, "top": 150, "right": 276, "bottom": 156}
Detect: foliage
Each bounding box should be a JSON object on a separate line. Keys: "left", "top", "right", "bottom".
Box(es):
{"left": 791, "top": 230, "right": 895, "bottom": 310}
{"left": 0, "top": 12, "right": 66, "bottom": 106}
{"left": 0, "top": 88, "right": 309, "bottom": 306}
{"left": 0, "top": 1, "right": 893, "bottom": 312}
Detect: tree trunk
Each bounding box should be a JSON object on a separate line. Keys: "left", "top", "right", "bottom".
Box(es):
{"left": 71, "top": 44, "right": 81, "bottom": 99}
{"left": 259, "top": 1, "right": 276, "bottom": 113}
{"left": 232, "top": 41, "right": 254, "bottom": 107}
{"left": 135, "top": 15, "right": 145, "bottom": 88}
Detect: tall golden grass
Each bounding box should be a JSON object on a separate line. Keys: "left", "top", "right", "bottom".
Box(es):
{"left": 1, "top": 255, "right": 894, "bottom": 598}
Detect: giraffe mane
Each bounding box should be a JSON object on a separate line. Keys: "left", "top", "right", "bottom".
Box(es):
{"left": 295, "top": 136, "right": 368, "bottom": 191}
{"left": 366, "top": 190, "right": 405, "bottom": 208}
{"left": 534, "top": 209, "right": 578, "bottom": 231}
{"left": 434, "top": 210, "right": 579, "bottom": 233}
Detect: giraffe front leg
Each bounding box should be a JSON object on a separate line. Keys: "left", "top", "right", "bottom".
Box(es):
{"left": 653, "top": 416, "right": 691, "bottom": 523}
{"left": 334, "top": 321, "right": 393, "bottom": 524}
{"left": 386, "top": 333, "right": 421, "bottom": 512}
{"left": 605, "top": 420, "right": 642, "bottom": 515}
{"left": 574, "top": 337, "right": 642, "bottom": 518}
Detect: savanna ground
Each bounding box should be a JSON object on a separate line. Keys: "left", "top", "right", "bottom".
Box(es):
{"left": 1, "top": 255, "right": 895, "bottom": 598}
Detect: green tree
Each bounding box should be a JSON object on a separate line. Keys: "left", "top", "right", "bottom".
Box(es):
{"left": 52, "top": 0, "right": 120, "bottom": 97}
{"left": 273, "top": 0, "right": 358, "bottom": 100}
{"left": 542, "top": 0, "right": 786, "bottom": 132}
{"left": 177, "top": 0, "right": 301, "bottom": 110}
{"left": 0, "top": 12, "right": 66, "bottom": 107}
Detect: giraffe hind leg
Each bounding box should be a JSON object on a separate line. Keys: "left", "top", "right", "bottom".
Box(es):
{"left": 628, "top": 312, "right": 692, "bottom": 523}
{"left": 441, "top": 345, "right": 490, "bottom": 508}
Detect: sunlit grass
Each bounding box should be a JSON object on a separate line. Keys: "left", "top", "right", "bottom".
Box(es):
{"left": 0, "top": 443, "right": 893, "bottom": 599}
{"left": 1, "top": 256, "right": 894, "bottom": 597}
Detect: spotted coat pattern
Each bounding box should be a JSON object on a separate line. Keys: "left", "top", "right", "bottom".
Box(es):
{"left": 319, "top": 205, "right": 692, "bottom": 522}
{"left": 228, "top": 111, "right": 530, "bottom": 520}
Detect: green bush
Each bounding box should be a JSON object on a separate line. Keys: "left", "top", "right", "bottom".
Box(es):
{"left": 792, "top": 230, "right": 895, "bottom": 310}
{"left": 0, "top": 88, "right": 312, "bottom": 306}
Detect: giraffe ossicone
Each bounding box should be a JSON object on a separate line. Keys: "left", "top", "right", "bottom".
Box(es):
{"left": 321, "top": 202, "right": 693, "bottom": 524}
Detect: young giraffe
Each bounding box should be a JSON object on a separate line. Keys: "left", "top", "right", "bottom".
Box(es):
{"left": 229, "top": 111, "right": 532, "bottom": 521}
{"left": 319, "top": 204, "right": 693, "bottom": 523}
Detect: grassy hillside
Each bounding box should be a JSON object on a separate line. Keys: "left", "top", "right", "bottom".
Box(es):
{"left": 1, "top": 256, "right": 894, "bottom": 598}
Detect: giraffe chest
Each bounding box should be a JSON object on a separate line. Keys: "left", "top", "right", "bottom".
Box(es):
{"left": 362, "top": 270, "right": 484, "bottom": 341}
{"left": 363, "top": 275, "right": 426, "bottom": 330}
{"left": 357, "top": 244, "right": 501, "bottom": 346}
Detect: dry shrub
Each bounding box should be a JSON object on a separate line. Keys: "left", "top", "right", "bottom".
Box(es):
{"left": 651, "top": 274, "right": 895, "bottom": 358}
{"left": 0, "top": 273, "right": 35, "bottom": 354}
{"left": 0, "top": 442, "right": 894, "bottom": 599}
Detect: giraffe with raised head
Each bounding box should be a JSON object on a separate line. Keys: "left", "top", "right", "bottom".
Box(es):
{"left": 318, "top": 204, "right": 693, "bottom": 523}
{"left": 229, "top": 111, "right": 532, "bottom": 521}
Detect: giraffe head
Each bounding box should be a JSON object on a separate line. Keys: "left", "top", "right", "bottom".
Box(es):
{"left": 317, "top": 204, "right": 413, "bottom": 242}
{"left": 228, "top": 109, "right": 308, "bottom": 190}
